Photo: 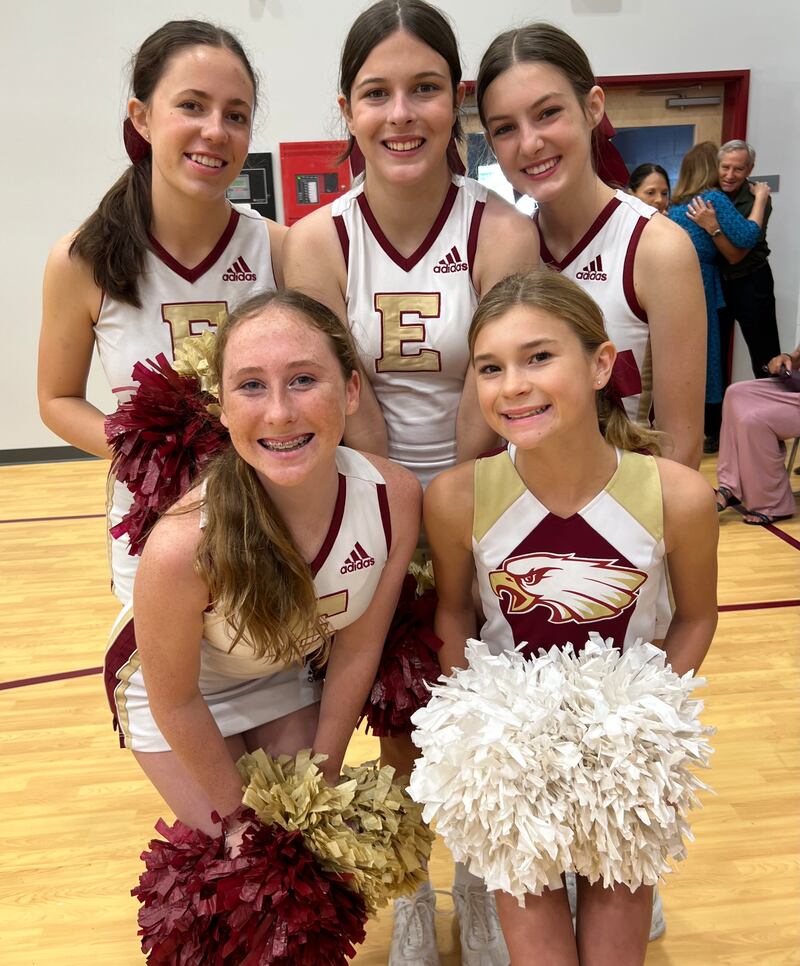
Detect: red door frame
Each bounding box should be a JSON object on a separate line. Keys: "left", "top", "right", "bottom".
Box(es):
{"left": 596, "top": 70, "right": 750, "bottom": 142}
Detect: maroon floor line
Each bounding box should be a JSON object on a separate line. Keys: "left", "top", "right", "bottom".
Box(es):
{"left": 0, "top": 666, "right": 103, "bottom": 691}
{"left": 0, "top": 513, "right": 105, "bottom": 525}
{"left": 3, "top": 596, "right": 799, "bottom": 692}
{"left": 731, "top": 505, "right": 800, "bottom": 550}
{"left": 718, "top": 599, "right": 800, "bottom": 612}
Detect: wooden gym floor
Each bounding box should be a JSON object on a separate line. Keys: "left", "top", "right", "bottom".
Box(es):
{"left": 1, "top": 457, "right": 798, "bottom": 965}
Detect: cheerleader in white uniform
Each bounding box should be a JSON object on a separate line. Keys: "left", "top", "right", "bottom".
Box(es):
{"left": 283, "top": 4, "right": 538, "bottom": 962}
{"left": 38, "top": 20, "right": 283, "bottom": 603}
{"left": 105, "top": 290, "right": 419, "bottom": 845}
{"left": 475, "top": 23, "right": 707, "bottom": 468}
{"left": 424, "top": 271, "right": 718, "bottom": 965}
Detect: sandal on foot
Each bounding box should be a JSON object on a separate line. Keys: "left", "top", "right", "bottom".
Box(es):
{"left": 742, "top": 510, "right": 791, "bottom": 526}
{"left": 715, "top": 486, "right": 740, "bottom": 513}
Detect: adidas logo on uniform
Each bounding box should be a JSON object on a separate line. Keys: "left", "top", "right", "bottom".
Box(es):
{"left": 575, "top": 254, "right": 607, "bottom": 281}
{"left": 222, "top": 256, "right": 257, "bottom": 282}
{"left": 434, "top": 245, "right": 468, "bottom": 274}
{"left": 340, "top": 541, "right": 375, "bottom": 574}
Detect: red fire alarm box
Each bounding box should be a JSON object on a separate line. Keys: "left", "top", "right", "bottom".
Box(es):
{"left": 279, "top": 140, "right": 351, "bottom": 226}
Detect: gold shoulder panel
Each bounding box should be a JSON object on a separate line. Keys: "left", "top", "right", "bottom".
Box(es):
{"left": 606, "top": 451, "right": 664, "bottom": 541}
{"left": 473, "top": 451, "right": 528, "bottom": 543}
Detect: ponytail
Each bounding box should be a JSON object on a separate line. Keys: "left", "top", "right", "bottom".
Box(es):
{"left": 69, "top": 158, "right": 153, "bottom": 308}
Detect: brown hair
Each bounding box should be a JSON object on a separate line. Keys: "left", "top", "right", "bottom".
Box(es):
{"left": 195, "top": 290, "right": 360, "bottom": 666}
{"left": 671, "top": 141, "right": 720, "bottom": 205}
{"left": 339, "top": 0, "right": 463, "bottom": 168}
{"left": 476, "top": 23, "right": 604, "bottom": 170}
{"left": 69, "top": 20, "right": 257, "bottom": 308}
{"left": 469, "top": 271, "right": 664, "bottom": 456}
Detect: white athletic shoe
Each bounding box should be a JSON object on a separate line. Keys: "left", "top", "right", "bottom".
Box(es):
{"left": 451, "top": 884, "right": 510, "bottom": 965}
{"left": 649, "top": 887, "right": 666, "bottom": 941}
{"left": 566, "top": 873, "right": 666, "bottom": 941}
{"left": 389, "top": 883, "right": 441, "bottom": 966}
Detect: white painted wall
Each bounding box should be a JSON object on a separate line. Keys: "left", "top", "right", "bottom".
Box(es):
{"left": 5, "top": 0, "right": 799, "bottom": 451}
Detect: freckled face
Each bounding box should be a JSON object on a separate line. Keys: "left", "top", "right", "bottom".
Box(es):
{"left": 220, "top": 309, "right": 360, "bottom": 490}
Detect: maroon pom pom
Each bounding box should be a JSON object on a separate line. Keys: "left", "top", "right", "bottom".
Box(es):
{"left": 105, "top": 353, "right": 229, "bottom": 555}
{"left": 134, "top": 811, "right": 368, "bottom": 965}
{"left": 359, "top": 575, "right": 442, "bottom": 737}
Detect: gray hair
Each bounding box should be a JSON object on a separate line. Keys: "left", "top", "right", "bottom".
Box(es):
{"left": 718, "top": 139, "right": 756, "bottom": 166}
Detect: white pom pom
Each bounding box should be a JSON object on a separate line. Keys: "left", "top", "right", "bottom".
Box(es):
{"left": 408, "top": 636, "right": 714, "bottom": 905}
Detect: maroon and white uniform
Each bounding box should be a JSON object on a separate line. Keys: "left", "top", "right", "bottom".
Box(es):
{"left": 95, "top": 205, "right": 276, "bottom": 603}
{"left": 473, "top": 446, "right": 672, "bottom": 656}
{"left": 332, "top": 173, "right": 487, "bottom": 488}
{"left": 536, "top": 190, "right": 657, "bottom": 424}
{"left": 105, "top": 447, "right": 392, "bottom": 752}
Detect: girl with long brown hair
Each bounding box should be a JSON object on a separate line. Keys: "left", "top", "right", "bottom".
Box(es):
{"left": 38, "top": 20, "right": 284, "bottom": 605}
{"left": 104, "top": 290, "right": 420, "bottom": 850}
{"left": 421, "top": 270, "right": 718, "bottom": 965}
{"left": 476, "top": 23, "right": 707, "bottom": 469}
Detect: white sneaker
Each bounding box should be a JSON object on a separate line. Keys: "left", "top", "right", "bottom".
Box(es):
{"left": 389, "top": 883, "right": 441, "bottom": 966}
{"left": 649, "top": 887, "right": 666, "bottom": 941}
{"left": 451, "top": 884, "right": 510, "bottom": 965}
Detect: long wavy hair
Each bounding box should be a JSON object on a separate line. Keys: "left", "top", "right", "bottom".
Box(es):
{"left": 468, "top": 271, "right": 664, "bottom": 456}
{"left": 70, "top": 20, "right": 257, "bottom": 308}
{"left": 195, "top": 290, "right": 361, "bottom": 666}
{"left": 672, "top": 142, "right": 720, "bottom": 205}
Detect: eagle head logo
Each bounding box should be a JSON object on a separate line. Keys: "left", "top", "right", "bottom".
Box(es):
{"left": 488, "top": 552, "right": 647, "bottom": 623}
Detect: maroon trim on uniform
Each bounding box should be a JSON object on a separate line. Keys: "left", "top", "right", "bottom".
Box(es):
{"left": 309, "top": 473, "right": 347, "bottom": 576}
{"left": 94, "top": 290, "right": 105, "bottom": 325}
{"left": 333, "top": 214, "right": 350, "bottom": 269}
{"left": 0, "top": 666, "right": 102, "bottom": 691}
{"left": 466, "top": 199, "right": 486, "bottom": 284}
{"left": 103, "top": 615, "right": 138, "bottom": 747}
{"left": 376, "top": 483, "right": 392, "bottom": 556}
{"left": 536, "top": 196, "right": 622, "bottom": 271}
{"left": 623, "top": 216, "right": 649, "bottom": 323}
{"left": 357, "top": 182, "right": 459, "bottom": 272}
{"left": 148, "top": 207, "right": 240, "bottom": 283}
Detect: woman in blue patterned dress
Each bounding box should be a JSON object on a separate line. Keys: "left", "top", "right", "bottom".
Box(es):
{"left": 667, "top": 142, "right": 771, "bottom": 451}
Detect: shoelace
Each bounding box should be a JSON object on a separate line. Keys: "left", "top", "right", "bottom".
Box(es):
{"left": 394, "top": 888, "right": 451, "bottom": 951}
{"left": 458, "top": 888, "right": 500, "bottom": 945}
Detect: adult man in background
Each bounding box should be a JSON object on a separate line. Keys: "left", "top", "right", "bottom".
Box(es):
{"left": 705, "top": 140, "right": 781, "bottom": 451}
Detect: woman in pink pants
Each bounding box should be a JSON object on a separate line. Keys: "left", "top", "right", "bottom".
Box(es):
{"left": 716, "top": 346, "right": 800, "bottom": 524}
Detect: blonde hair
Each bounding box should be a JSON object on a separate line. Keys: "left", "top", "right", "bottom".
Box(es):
{"left": 672, "top": 141, "right": 720, "bottom": 205}
{"left": 195, "top": 290, "right": 361, "bottom": 666}
{"left": 469, "top": 270, "right": 664, "bottom": 456}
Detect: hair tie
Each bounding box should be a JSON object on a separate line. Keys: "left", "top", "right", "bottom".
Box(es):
{"left": 604, "top": 352, "right": 641, "bottom": 411}
{"left": 594, "top": 112, "right": 630, "bottom": 189}
{"left": 123, "top": 117, "right": 151, "bottom": 165}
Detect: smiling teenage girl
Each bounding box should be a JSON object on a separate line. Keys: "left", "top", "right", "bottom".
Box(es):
{"left": 283, "top": 4, "right": 537, "bottom": 962}
{"left": 476, "top": 24, "right": 706, "bottom": 468}
{"left": 424, "top": 271, "right": 718, "bottom": 965}
{"left": 38, "top": 20, "right": 284, "bottom": 604}
{"left": 106, "top": 289, "right": 419, "bottom": 848}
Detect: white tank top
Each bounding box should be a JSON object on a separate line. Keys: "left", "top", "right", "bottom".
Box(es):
{"left": 472, "top": 446, "right": 672, "bottom": 656}
{"left": 96, "top": 204, "right": 276, "bottom": 602}
{"left": 200, "top": 448, "right": 392, "bottom": 679}
{"left": 332, "top": 174, "right": 487, "bottom": 488}
{"left": 537, "top": 190, "right": 656, "bottom": 424}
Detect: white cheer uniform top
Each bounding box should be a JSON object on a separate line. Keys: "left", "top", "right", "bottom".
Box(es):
{"left": 537, "top": 190, "right": 657, "bottom": 424}
{"left": 332, "top": 174, "right": 487, "bottom": 488}
{"left": 472, "top": 446, "right": 672, "bottom": 656}
{"left": 199, "top": 447, "right": 392, "bottom": 681}
{"left": 95, "top": 205, "right": 276, "bottom": 602}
